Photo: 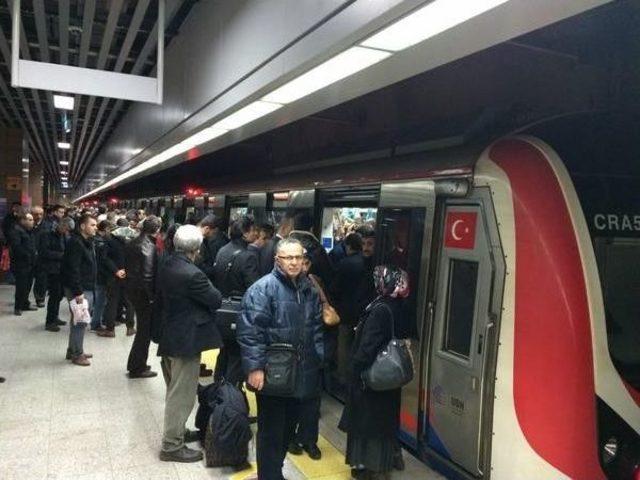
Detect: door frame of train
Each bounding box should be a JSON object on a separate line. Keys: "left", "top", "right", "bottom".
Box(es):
{"left": 421, "top": 186, "right": 505, "bottom": 480}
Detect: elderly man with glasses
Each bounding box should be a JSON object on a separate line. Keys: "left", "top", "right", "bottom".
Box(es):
{"left": 238, "top": 238, "right": 324, "bottom": 480}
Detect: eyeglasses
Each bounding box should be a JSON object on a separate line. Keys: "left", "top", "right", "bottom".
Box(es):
{"left": 277, "top": 255, "right": 304, "bottom": 262}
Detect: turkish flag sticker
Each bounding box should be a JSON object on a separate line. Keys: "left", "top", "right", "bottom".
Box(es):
{"left": 444, "top": 211, "right": 478, "bottom": 250}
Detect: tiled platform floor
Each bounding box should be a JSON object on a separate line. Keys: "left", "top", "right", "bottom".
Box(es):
{"left": 0, "top": 284, "right": 444, "bottom": 480}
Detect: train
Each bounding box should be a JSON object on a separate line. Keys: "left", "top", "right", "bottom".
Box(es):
{"left": 86, "top": 112, "right": 639, "bottom": 480}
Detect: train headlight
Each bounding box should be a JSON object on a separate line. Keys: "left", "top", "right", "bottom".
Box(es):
{"left": 602, "top": 437, "right": 619, "bottom": 464}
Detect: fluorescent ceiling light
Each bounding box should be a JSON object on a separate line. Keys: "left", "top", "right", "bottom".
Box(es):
{"left": 361, "top": 0, "right": 510, "bottom": 52}
{"left": 181, "top": 126, "right": 228, "bottom": 148}
{"left": 54, "top": 95, "right": 74, "bottom": 110}
{"left": 22, "top": 168, "right": 28, "bottom": 173}
{"left": 60, "top": 171, "right": 68, "bottom": 175}
{"left": 213, "top": 101, "right": 282, "bottom": 130}
{"left": 22, "top": 158, "right": 28, "bottom": 164}
{"left": 57, "top": 142, "right": 71, "bottom": 149}
{"left": 263, "top": 47, "right": 391, "bottom": 104}
{"left": 59, "top": 161, "right": 69, "bottom": 166}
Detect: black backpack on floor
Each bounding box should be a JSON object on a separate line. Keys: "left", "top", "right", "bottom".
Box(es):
{"left": 195, "top": 380, "right": 252, "bottom": 469}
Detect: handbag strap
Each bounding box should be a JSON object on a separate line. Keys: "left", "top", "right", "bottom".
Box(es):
{"left": 377, "top": 301, "right": 397, "bottom": 339}
{"left": 223, "top": 248, "right": 242, "bottom": 296}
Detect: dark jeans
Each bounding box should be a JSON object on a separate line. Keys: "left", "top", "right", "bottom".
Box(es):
{"left": 13, "top": 268, "right": 33, "bottom": 310}
{"left": 213, "top": 339, "right": 244, "bottom": 385}
{"left": 104, "top": 278, "right": 134, "bottom": 330}
{"left": 293, "top": 396, "right": 321, "bottom": 446}
{"left": 46, "top": 273, "right": 63, "bottom": 325}
{"left": 256, "top": 394, "right": 302, "bottom": 480}
{"left": 127, "top": 289, "right": 152, "bottom": 373}
{"left": 33, "top": 266, "right": 47, "bottom": 302}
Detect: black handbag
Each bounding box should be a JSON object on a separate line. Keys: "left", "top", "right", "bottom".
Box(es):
{"left": 260, "top": 343, "right": 300, "bottom": 397}
{"left": 215, "top": 249, "right": 243, "bottom": 343}
{"left": 362, "top": 303, "right": 414, "bottom": 391}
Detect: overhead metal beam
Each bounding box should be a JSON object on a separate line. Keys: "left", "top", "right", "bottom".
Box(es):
{"left": 76, "top": 0, "right": 151, "bottom": 177}
{"left": 58, "top": 0, "right": 69, "bottom": 65}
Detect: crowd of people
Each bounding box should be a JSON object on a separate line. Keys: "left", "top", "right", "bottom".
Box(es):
{"left": 1, "top": 202, "right": 411, "bottom": 480}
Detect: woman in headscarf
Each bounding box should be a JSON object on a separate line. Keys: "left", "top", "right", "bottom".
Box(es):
{"left": 339, "top": 264, "right": 411, "bottom": 480}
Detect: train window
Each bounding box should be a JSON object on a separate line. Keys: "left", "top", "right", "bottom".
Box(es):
{"left": 229, "top": 207, "right": 248, "bottom": 223}
{"left": 595, "top": 237, "right": 640, "bottom": 389}
{"left": 443, "top": 259, "right": 479, "bottom": 359}
{"left": 321, "top": 207, "right": 377, "bottom": 251}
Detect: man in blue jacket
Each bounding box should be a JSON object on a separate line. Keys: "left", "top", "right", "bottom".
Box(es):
{"left": 238, "top": 238, "right": 324, "bottom": 480}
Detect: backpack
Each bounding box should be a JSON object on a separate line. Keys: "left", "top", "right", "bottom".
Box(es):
{"left": 195, "top": 380, "right": 252, "bottom": 469}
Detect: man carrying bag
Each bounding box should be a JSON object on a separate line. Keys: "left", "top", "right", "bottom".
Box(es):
{"left": 237, "top": 238, "right": 324, "bottom": 480}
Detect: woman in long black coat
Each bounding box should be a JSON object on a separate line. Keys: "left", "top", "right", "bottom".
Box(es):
{"left": 339, "top": 265, "right": 411, "bottom": 480}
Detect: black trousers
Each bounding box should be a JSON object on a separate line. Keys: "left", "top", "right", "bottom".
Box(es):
{"left": 45, "top": 273, "right": 63, "bottom": 325}
{"left": 104, "top": 278, "right": 134, "bottom": 330}
{"left": 213, "top": 339, "right": 244, "bottom": 386}
{"left": 33, "top": 266, "right": 47, "bottom": 302}
{"left": 127, "top": 289, "right": 152, "bottom": 373}
{"left": 256, "top": 394, "right": 302, "bottom": 480}
{"left": 13, "top": 268, "right": 33, "bottom": 310}
{"left": 293, "top": 396, "right": 321, "bottom": 446}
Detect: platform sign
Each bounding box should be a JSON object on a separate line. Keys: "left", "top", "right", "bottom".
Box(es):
{"left": 444, "top": 211, "right": 477, "bottom": 250}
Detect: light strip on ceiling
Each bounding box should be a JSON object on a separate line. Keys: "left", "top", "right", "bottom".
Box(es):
{"left": 76, "top": 1, "right": 510, "bottom": 202}
{"left": 213, "top": 101, "right": 283, "bottom": 130}
{"left": 262, "top": 47, "right": 390, "bottom": 104}
{"left": 361, "top": 0, "right": 510, "bottom": 52}
{"left": 60, "top": 161, "right": 69, "bottom": 166}
{"left": 53, "top": 94, "right": 74, "bottom": 110}
{"left": 57, "top": 142, "right": 70, "bottom": 149}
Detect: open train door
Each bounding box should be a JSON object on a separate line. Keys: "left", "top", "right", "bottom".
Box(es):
{"left": 425, "top": 187, "right": 504, "bottom": 477}
{"left": 375, "top": 180, "right": 437, "bottom": 448}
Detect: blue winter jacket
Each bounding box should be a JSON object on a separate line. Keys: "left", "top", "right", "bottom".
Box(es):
{"left": 237, "top": 266, "right": 324, "bottom": 399}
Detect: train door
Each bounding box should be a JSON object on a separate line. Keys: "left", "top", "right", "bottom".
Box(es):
{"left": 207, "top": 194, "right": 226, "bottom": 219}
{"left": 375, "top": 180, "right": 436, "bottom": 448}
{"left": 318, "top": 185, "right": 380, "bottom": 399}
{"left": 248, "top": 193, "right": 267, "bottom": 224}
{"left": 226, "top": 195, "right": 249, "bottom": 225}
{"left": 426, "top": 188, "right": 504, "bottom": 477}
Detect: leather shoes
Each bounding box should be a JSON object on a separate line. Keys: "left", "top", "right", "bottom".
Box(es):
{"left": 36, "top": 301, "right": 45, "bottom": 308}
{"left": 13, "top": 309, "right": 21, "bottom": 316}
{"left": 45, "top": 324, "right": 60, "bottom": 332}
{"left": 83, "top": 353, "right": 93, "bottom": 359}
{"left": 159, "top": 446, "right": 203, "bottom": 463}
{"left": 72, "top": 354, "right": 91, "bottom": 366}
{"left": 55, "top": 319, "right": 67, "bottom": 326}
{"left": 97, "top": 330, "right": 115, "bottom": 338}
{"left": 126, "top": 327, "right": 136, "bottom": 336}
{"left": 184, "top": 429, "right": 200, "bottom": 443}
{"left": 287, "top": 442, "right": 303, "bottom": 455}
{"left": 303, "top": 443, "right": 321, "bottom": 460}
{"left": 128, "top": 370, "right": 158, "bottom": 379}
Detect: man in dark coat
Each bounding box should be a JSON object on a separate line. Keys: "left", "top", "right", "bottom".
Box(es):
{"left": 156, "top": 225, "right": 222, "bottom": 463}
{"left": 197, "top": 214, "right": 228, "bottom": 281}
{"left": 9, "top": 211, "right": 36, "bottom": 315}
{"left": 98, "top": 222, "right": 137, "bottom": 337}
{"left": 212, "top": 215, "right": 259, "bottom": 385}
{"left": 238, "top": 238, "right": 324, "bottom": 480}
{"left": 2, "top": 201, "right": 22, "bottom": 242}
{"left": 40, "top": 217, "right": 74, "bottom": 331}
{"left": 289, "top": 212, "right": 333, "bottom": 287}
{"left": 61, "top": 214, "right": 97, "bottom": 366}
{"left": 259, "top": 215, "right": 293, "bottom": 276}
{"left": 125, "top": 215, "right": 161, "bottom": 378}
{"left": 31, "top": 206, "right": 47, "bottom": 307}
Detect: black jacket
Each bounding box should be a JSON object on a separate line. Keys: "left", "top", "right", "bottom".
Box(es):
{"left": 156, "top": 253, "right": 223, "bottom": 357}
{"left": 259, "top": 234, "right": 282, "bottom": 276}
{"left": 2, "top": 212, "right": 17, "bottom": 243}
{"left": 39, "top": 229, "right": 67, "bottom": 275}
{"left": 237, "top": 267, "right": 324, "bottom": 399}
{"left": 213, "top": 238, "right": 259, "bottom": 296}
{"left": 197, "top": 231, "right": 228, "bottom": 280}
{"left": 61, "top": 233, "right": 97, "bottom": 296}
{"left": 94, "top": 235, "right": 111, "bottom": 286}
{"left": 339, "top": 298, "right": 411, "bottom": 438}
{"left": 330, "top": 253, "right": 366, "bottom": 326}
{"left": 124, "top": 233, "right": 157, "bottom": 296}
{"left": 9, "top": 224, "right": 36, "bottom": 271}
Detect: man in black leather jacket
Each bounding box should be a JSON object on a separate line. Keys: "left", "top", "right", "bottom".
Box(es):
{"left": 125, "top": 215, "right": 161, "bottom": 378}
{"left": 9, "top": 211, "right": 36, "bottom": 315}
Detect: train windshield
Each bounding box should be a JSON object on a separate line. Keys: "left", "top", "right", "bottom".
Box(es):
{"left": 594, "top": 237, "right": 640, "bottom": 390}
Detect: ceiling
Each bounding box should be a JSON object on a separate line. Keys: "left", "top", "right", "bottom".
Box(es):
{"left": 0, "top": 0, "right": 197, "bottom": 189}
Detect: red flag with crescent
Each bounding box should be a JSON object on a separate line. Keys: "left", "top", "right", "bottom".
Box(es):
{"left": 444, "top": 211, "right": 478, "bottom": 249}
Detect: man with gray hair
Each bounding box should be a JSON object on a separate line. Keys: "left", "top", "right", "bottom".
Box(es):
{"left": 238, "top": 237, "right": 324, "bottom": 479}
{"left": 155, "top": 225, "right": 223, "bottom": 463}
{"left": 40, "top": 217, "right": 74, "bottom": 331}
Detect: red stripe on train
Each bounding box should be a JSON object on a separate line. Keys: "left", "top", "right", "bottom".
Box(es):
{"left": 490, "top": 139, "right": 605, "bottom": 479}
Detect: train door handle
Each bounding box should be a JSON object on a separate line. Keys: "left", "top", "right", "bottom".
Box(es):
{"left": 471, "top": 376, "right": 478, "bottom": 392}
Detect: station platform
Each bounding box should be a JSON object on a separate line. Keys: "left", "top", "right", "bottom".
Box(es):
{"left": 0, "top": 284, "right": 444, "bottom": 480}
